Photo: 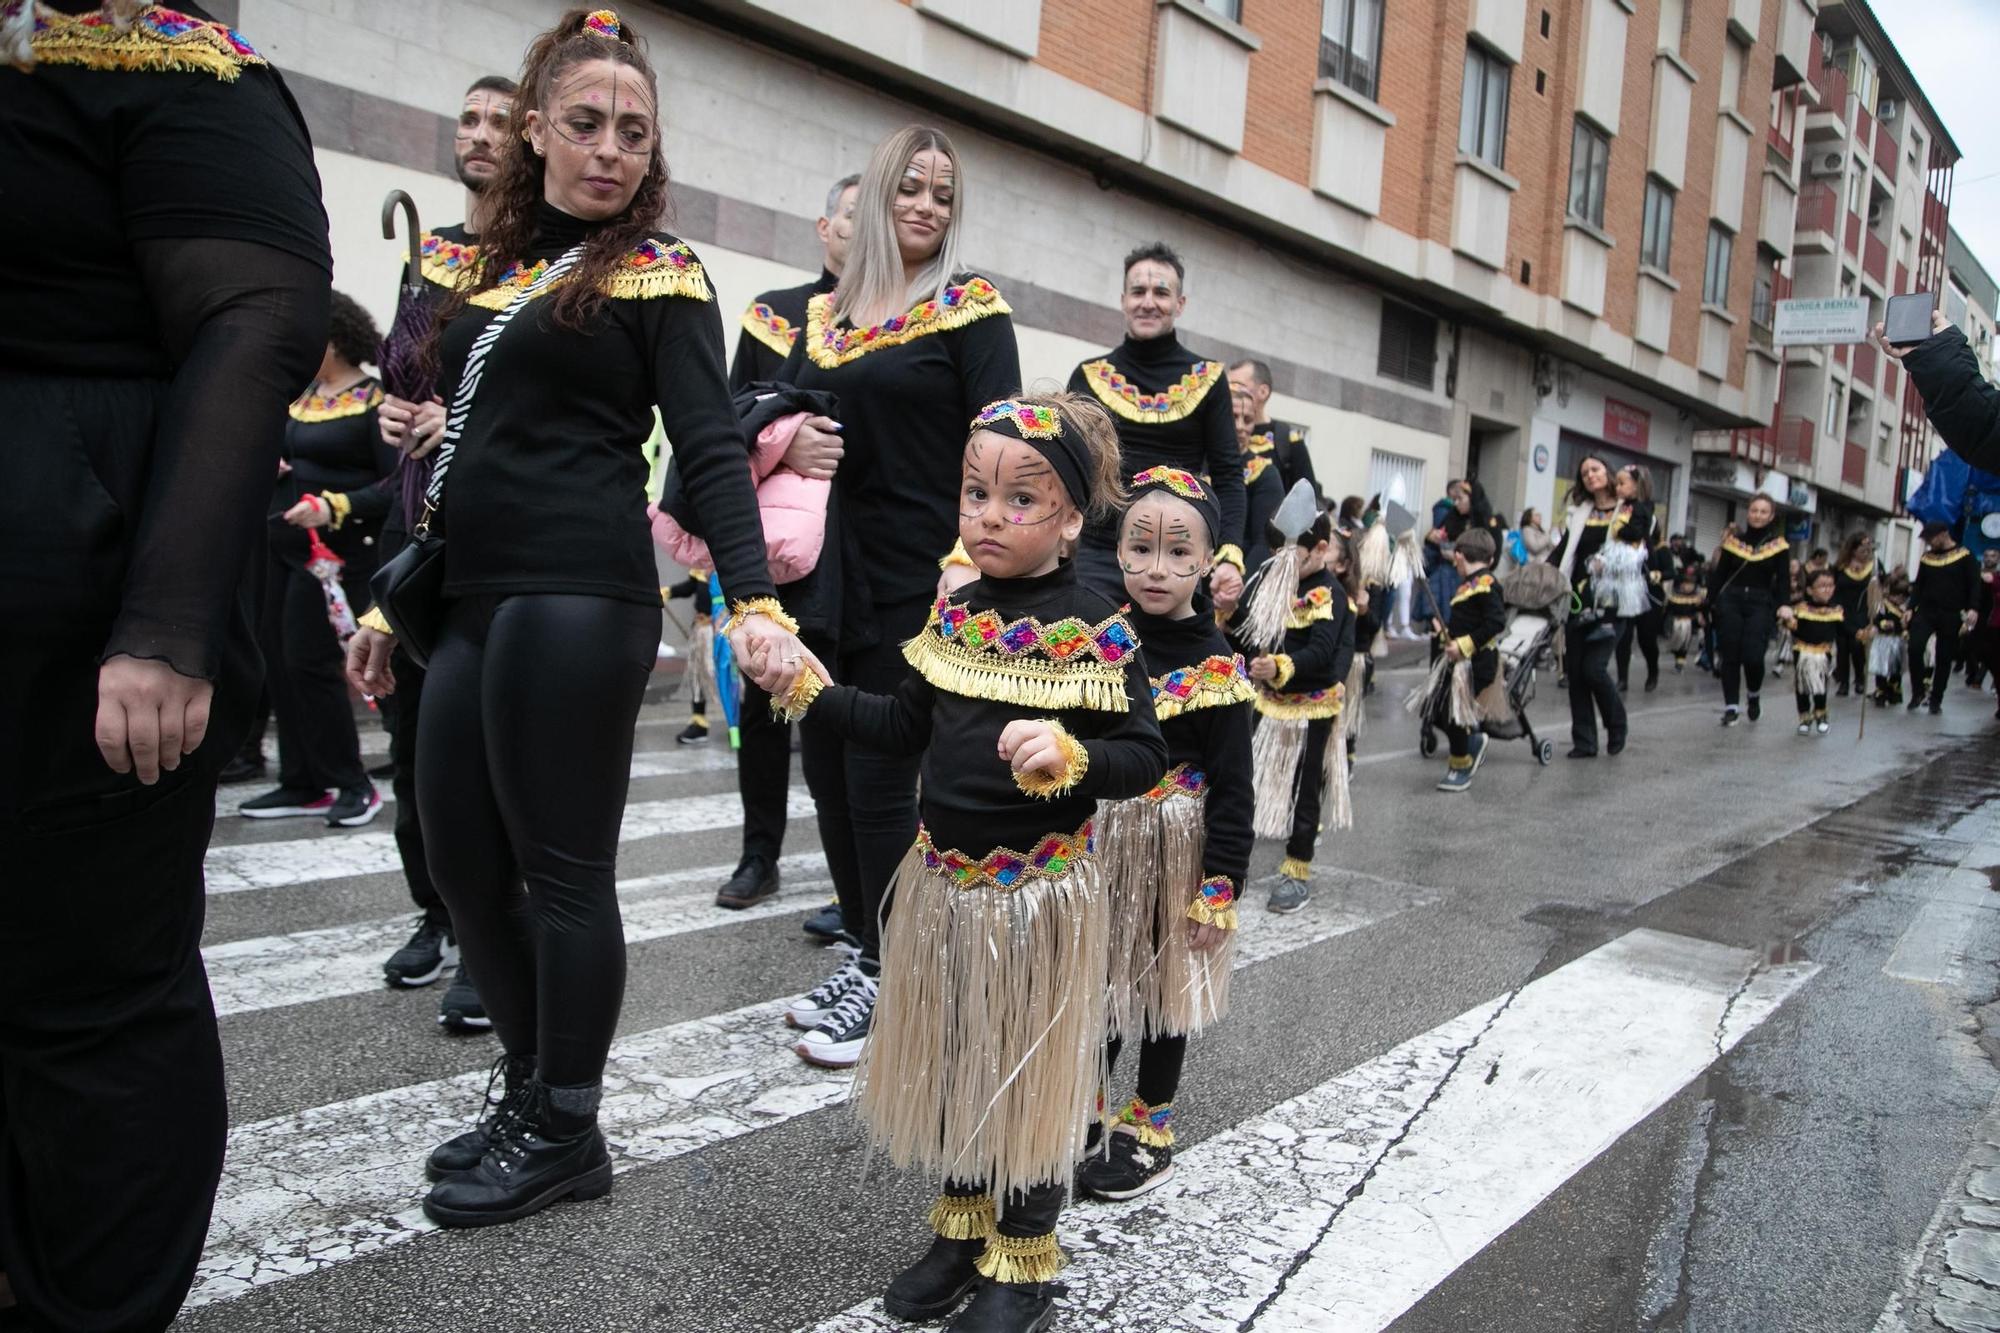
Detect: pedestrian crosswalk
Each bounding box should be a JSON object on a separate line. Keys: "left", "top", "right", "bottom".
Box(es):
{"left": 183, "top": 697, "right": 1844, "bottom": 1331}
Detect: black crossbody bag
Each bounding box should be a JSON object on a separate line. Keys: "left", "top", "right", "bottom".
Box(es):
{"left": 370, "top": 245, "right": 585, "bottom": 667}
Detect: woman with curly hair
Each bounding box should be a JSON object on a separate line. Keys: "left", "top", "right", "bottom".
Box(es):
{"left": 343, "top": 7, "right": 813, "bottom": 1229}
{"left": 237, "top": 290, "right": 394, "bottom": 828}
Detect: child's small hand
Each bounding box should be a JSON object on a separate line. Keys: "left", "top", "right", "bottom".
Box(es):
{"left": 1187, "top": 920, "right": 1229, "bottom": 953}
{"left": 1210, "top": 560, "right": 1244, "bottom": 609}
{"left": 1248, "top": 655, "right": 1277, "bottom": 682}
{"left": 937, "top": 562, "right": 979, "bottom": 599}
{"left": 998, "top": 719, "right": 1068, "bottom": 775}
{"left": 1444, "top": 637, "right": 1464, "bottom": 662}
{"left": 1355, "top": 589, "right": 1370, "bottom": 614}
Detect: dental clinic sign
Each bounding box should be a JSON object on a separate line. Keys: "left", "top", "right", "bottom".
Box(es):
{"left": 1772, "top": 296, "right": 1871, "bottom": 347}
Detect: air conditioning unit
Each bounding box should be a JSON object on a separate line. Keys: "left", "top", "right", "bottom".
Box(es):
{"left": 1808, "top": 150, "right": 1845, "bottom": 178}
{"left": 1878, "top": 98, "right": 1902, "bottom": 123}
{"left": 1868, "top": 198, "right": 1888, "bottom": 227}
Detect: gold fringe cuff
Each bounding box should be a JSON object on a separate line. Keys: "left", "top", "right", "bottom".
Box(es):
{"left": 323, "top": 491, "right": 352, "bottom": 531}
{"left": 356, "top": 606, "right": 394, "bottom": 635}
{"left": 1114, "top": 1098, "right": 1176, "bottom": 1148}
{"left": 976, "top": 1232, "right": 1067, "bottom": 1285}
{"left": 1187, "top": 877, "right": 1239, "bottom": 931}
{"left": 724, "top": 597, "right": 800, "bottom": 636}
{"left": 1012, "top": 721, "right": 1088, "bottom": 799}
{"left": 903, "top": 631, "right": 1131, "bottom": 714}
{"left": 771, "top": 668, "right": 824, "bottom": 722}
{"left": 926, "top": 1193, "right": 996, "bottom": 1241}
{"left": 1277, "top": 856, "right": 1313, "bottom": 881}
{"left": 1452, "top": 634, "right": 1476, "bottom": 660}
{"left": 1214, "top": 543, "right": 1246, "bottom": 573}
{"left": 939, "top": 538, "right": 976, "bottom": 571}
{"left": 1270, "top": 653, "right": 1296, "bottom": 689}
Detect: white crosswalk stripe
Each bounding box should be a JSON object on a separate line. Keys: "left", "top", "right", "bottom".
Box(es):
{"left": 186, "top": 887, "right": 1424, "bottom": 1309}
{"left": 808, "top": 929, "right": 1817, "bottom": 1332}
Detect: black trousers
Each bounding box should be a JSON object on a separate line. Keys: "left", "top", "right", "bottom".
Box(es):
{"left": 376, "top": 651, "right": 444, "bottom": 925}
{"left": 1105, "top": 1032, "right": 1188, "bottom": 1111}
{"left": 1284, "top": 716, "right": 1337, "bottom": 863}
{"left": 1615, "top": 608, "right": 1660, "bottom": 686}
{"left": 1796, "top": 688, "right": 1828, "bottom": 719}
{"left": 418, "top": 593, "right": 657, "bottom": 1088}
{"left": 258, "top": 551, "right": 369, "bottom": 794}
{"left": 1909, "top": 615, "right": 1960, "bottom": 705}
{"left": 1713, "top": 590, "right": 1775, "bottom": 710}
{"left": 733, "top": 630, "right": 835, "bottom": 870}
{"left": 1835, "top": 621, "right": 1867, "bottom": 691}
{"left": 809, "top": 598, "right": 928, "bottom": 971}
{"left": 1564, "top": 619, "right": 1627, "bottom": 751}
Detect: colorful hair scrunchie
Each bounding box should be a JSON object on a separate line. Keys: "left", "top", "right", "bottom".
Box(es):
{"left": 583, "top": 9, "right": 621, "bottom": 38}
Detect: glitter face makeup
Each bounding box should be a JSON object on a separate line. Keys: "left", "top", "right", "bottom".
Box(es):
{"left": 959, "top": 433, "right": 1080, "bottom": 579}
{"left": 1119, "top": 492, "right": 1208, "bottom": 618}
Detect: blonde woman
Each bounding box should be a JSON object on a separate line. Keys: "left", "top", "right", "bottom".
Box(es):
{"left": 775, "top": 125, "right": 1022, "bottom": 1068}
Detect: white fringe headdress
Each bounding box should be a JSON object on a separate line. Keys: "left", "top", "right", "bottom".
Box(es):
{"left": 1238, "top": 480, "right": 1324, "bottom": 651}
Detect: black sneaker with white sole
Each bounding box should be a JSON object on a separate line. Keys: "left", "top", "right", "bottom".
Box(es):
{"left": 785, "top": 959, "right": 863, "bottom": 1030}
{"left": 439, "top": 964, "right": 491, "bottom": 1033}
{"left": 239, "top": 786, "right": 334, "bottom": 819}
{"left": 795, "top": 972, "right": 878, "bottom": 1068}
{"left": 675, "top": 719, "right": 710, "bottom": 745}
{"left": 1077, "top": 1130, "right": 1175, "bottom": 1201}
{"left": 326, "top": 785, "right": 383, "bottom": 828}
{"left": 384, "top": 917, "right": 457, "bottom": 988}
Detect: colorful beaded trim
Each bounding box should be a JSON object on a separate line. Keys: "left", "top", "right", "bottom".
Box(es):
{"left": 1130, "top": 465, "right": 1209, "bottom": 500}
{"left": 1286, "top": 584, "right": 1336, "bottom": 629}
{"left": 902, "top": 597, "right": 1139, "bottom": 713}
{"left": 289, "top": 382, "right": 382, "bottom": 422}
{"left": 1245, "top": 454, "right": 1274, "bottom": 485}
{"left": 803, "top": 278, "right": 1010, "bottom": 368}
{"left": 972, "top": 399, "right": 1062, "bottom": 439}
{"left": 467, "top": 237, "right": 709, "bottom": 310}
{"left": 936, "top": 599, "right": 1136, "bottom": 666}
{"left": 740, "top": 301, "right": 798, "bottom": 356}
{"left": 1141, "top": 763, "right": 1208, "bottom": 802}
{"left": 1080, "top": 359, "right": 1223, "bottom": 424}
{"left": 1151, "top": 653, "right": 1254, "bottom": 719}
{"left": 1256, "top": 682, "right": 1344, "bottom": 720}
{"left": 1187, "top": 876, "right": 1238, "bottom": 930}
{"left": 23, "top": 3, "right": 264, "bottom": 81}
{"left": 419, "top": 232, "right": 480, "bottom": 290}
{"left": 1113, "top": 1098, "right": 1176, "bottom": 1148}
{"left": 1451, "top": 573, "right": 1497, "bottom": 605}
{"left": 915, "top": 819, "right": 1095, "bottom": 893}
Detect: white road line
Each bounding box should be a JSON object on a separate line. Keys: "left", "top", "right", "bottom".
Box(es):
{"left": 201, "top": 789, "right": 816, "bottom": 894}
{"left": 206, "top": 853, "right": 836, "bottom": 1018}
{"left": 810, "top": 928, "right": 1819, "bottom": 1333}
{"left": 184, "top": 887, "right": 1424, "bottom": 1310}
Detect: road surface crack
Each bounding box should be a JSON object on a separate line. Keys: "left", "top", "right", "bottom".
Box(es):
{"left": 1711, "top": 959, "right": 1765, "bottom": 1059}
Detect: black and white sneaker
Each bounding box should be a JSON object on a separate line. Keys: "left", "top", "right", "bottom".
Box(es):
{"left": 795, "top": 972, "right": 878, "bottom": 1068}
{"left": 239, "top": 786, "right": 334, "bottom": 819}
{"left": 1077, "top": 1130, "right": 1176, "bottom": 1201}
{"left": 439, "top": 964, "right": 491, "bottom": 1033}
{"left": 785, "top": 959, "right": 863, "bottom": 1030}
{"left": 675, "top": 719, "right": 710, "bottom": 745}
{"left": 384, "top": 917, "right": 458, "bottom": 988}
{"left": 327, "top": 785, "right": 383, "bottom": 828}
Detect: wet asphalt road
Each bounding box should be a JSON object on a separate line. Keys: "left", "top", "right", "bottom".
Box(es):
{"left": 167, "top": 646, "right": 2000, "bottom": 1332}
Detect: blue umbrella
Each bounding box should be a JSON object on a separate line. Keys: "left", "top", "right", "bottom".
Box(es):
{"left": 707, "top": 573, "right": 742, "bottom": 749}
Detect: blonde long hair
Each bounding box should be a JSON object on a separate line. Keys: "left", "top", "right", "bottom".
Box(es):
{"left": 833, "top": 125, "right": 966, "bottom": 327}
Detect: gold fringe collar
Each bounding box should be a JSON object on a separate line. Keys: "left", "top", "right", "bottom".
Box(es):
{"left": 903, "top": 598, "right": 1138, "bottom": 713}
{"left": 1795, "top": 604, "right": 1844, "bottom": 624}
{"left": 25, "top": 3, "right": 266, "bottom": 82}
{"left": 1722, "top": 534, "right": 1790, "bottom": 562}
{"left": 802, "top": 278, "right": 1009, "bottom": 369}
{"left": 1921, "top": 546, "right": 1970, "bottom": 568}
{"left": 1451, "top": 573, "right": 1497, "bottom": 606}
{"left": 740, "top": 301, "right": 797, "bottom": 356}
{"left": 1152, "top": 653, "right": 1255, "bottom": 719}
{"left": 1081, "top": 358, "right": 1223, "bottom": 425}
{"left": 467, "top": 238, "right": 712, "bottom": 310}
{"left": 420, "top": 232, "right": 480, "bottom": 290}
{"left": 289, "top": 381, "right": 382, "bottom": 422}
{"left": 1245, "top": 454, "right": 1274, "bottom": 484}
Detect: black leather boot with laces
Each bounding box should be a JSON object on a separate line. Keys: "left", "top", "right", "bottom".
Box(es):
{"left": 883, "top": 1235, "right": 987, "bottom": 1321}
{"left": 422, "top": 1080, "right": 612, "bottom": 1228}
{"left": 947, "top": 1278, "right": 1062, "bottom": 1333}
{"left": 426, "top": 1053, "right": 535, "bottom": 1180}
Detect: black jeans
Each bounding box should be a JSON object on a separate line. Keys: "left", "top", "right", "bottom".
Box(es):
{"left": 1713, "top": 589, "right": 1775, "bottom": 710}
{"left": 377, "top": 650, "right": 445, "bottom": 925}
{"left": 1909, "top": 615, "right": 1961, "bottom": 704}
{"left": 1105, "top": 1032, "right": 1188, "bottom": 1111}
{"left": 418, "top": 593, "right": 658, "bottom": 1087}
{"left": 259, "top": 551, "right": 370, "bottom": 794}
{"left": 1835, "top": 622, "right": 1867, "bottom": 691}
{"left": 1564, "top": 618, "right": 1627, "bottom": 751}
{"left": 805, "top": 598, "right": 928, "bottom": 971}
{"left": 1284, "top": 716, "right": 1337, "bottom": 863}
{"left": 1616, "top": 608, "right": 1660, "bottom": 686}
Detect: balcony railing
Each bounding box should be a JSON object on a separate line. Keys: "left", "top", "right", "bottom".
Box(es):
{"left": 1775, "top": 416, "right": 1816, "bottom": 465}
{"left": 1845, "top": 210, "right": 1863, "bottom": 257}
{"left": 1810, "top": 54, "right": 1850, "bottom": 121}
{"left": 1873, "top": 120, "right": 1899, "bottom": 179}
{"left": 1852, "top": 340, "right": 1878, "bottom": 383}
{"left": 1853, "top": 104, "right": 1874, "bottom": 150}
{"left": 1798, "top": 182, "right": 1839, "bottom": 235}
{"left": 1864, "top": 229, "right": 1888, "bottom": 287}
{"left": 1843, "top": 441, "right": 1868, "bottom": 487}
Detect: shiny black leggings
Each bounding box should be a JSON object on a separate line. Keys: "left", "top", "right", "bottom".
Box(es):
{"left": 1713, "top": 590, "right": 1776, "bottom": 710}
{"left": 417, "top": 594, "right": 658, "bottom": 1087}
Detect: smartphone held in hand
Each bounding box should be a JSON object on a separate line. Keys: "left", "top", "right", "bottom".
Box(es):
{"left": 1885, "top": 291, "right": 1937, "bottom": 347}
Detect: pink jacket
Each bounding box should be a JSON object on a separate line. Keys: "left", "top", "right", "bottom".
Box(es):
{"left": 648, "top": 411, "right": 829, "bottom": 586}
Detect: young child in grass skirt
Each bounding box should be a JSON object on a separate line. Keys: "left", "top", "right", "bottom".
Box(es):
{"left": 1787, "top": 567, "right": 1843, "bottom": 735}
{"left": 1080, "top": 467, "right": 1255, "bottom": 1203}
{"left": 1870, "top": 576, "right": 1910, "bottom": 706}
{"left": 801, "top": 392, "right": 1166, "bottom": 1332}
{"left": 1416, "top": 527, "right": 1505, "bottom": 793}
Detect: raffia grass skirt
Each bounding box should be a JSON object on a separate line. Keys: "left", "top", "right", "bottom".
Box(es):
{"left": 852, "top": 822, "right": 1108, "bottom": 1202}
{"left": 1099, "top": 775, "right": 1234, "bottom": 1043}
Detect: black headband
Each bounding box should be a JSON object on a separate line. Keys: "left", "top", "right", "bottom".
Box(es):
{"left": 971, "top": 400, "right": 1091, "bottom": 511}
{"left": 1126, "top": 467, "right": 1221, "bottom": 549}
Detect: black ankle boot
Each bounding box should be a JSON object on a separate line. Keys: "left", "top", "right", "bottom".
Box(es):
{"left": 883, "top": 1235, "right": 987, "bottom": 1320}
{"left": 948, "top": 1278, "right": 1061, "bottom": 1332}
{"left": 422, "top": 1080, "right": 612, "bottom": 1228}
{"left": 427, "top": 1053, "right": 536, "bottom": 1180}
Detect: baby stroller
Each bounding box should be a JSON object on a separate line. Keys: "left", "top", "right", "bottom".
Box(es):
{"left": 1419, "top": 562, "right": 1567, "bottom": 766}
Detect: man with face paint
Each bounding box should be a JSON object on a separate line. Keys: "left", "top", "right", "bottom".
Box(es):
{"left": 1227, "top": 359, "right": 1319, "bottom": 502}
{"left": 1070, "top": 241, "right": 1247, "bottom": 605}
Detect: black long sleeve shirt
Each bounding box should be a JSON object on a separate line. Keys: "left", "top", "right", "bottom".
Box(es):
{"left": 1790, "top": 599, "right": 1843, "bottom": 651}
{"left": 730, "top": 268, "right": 836, "bottom": 392}
{"left": 1912, "top": 546, "right": 1979, "bottom": 622}
{"left": 1443, "top": 569, "right": 1506, "bottom": 691}
{"left": 1834, "top": 562, "right": 1877, "bottom": 622}
{"left": 1129, "top": 607, "right": 1256, "bottom": 893}
{"left": 1706, "top": 525, "right": 1791, "bottom": 602}
{"left": 1230, "top": 568, "right": 1355, "bottom": 709}
{"left": 433, "top": 205, "right": 775, "bottom": 608}
{"left": 1252, "top": 419, "right": 1319, "bottom": 501}
{"left": 812, "top": 562, "right": 1167, "bottom": 857}
{"left": 1904, "top": 326, "right": 2000, "bottom": 476}
{"left": 1241, "top": 451, "right": 1286, "bottom": 571}
{"left": 780, "top": 274, "right": 1021, "bottom": 607}
{"left": 274, "top": 379, "right": 396, "bottom": 567}
{"left": 1070, "top": 333, "right": 1246, "bottom": 557}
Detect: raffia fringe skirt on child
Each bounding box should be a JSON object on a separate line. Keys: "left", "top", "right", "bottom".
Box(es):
{"left": 1099, "top": 766, "right": 1235, "bottom": 1044}
{"left": 1796, "top": 644, "right": 1833, "bottom": 697}
{"left": 1250, "top": 687, "right": 1350, "bottom": 839}
{"left": 1869, "top": 634, "right": 1906, "bottom": 680}
{"left": 853, "top": 820, "right": 1108, "bottom": 1207}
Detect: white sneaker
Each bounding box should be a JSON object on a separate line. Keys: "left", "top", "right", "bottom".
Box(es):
{"left": 784, "top": 959, "right": 863, "bottom": 1030}
{"left": 1816, "top": 719, "right": 1830, "bottom": 735}
{"left": 1798, "top": 722, "right": 1811, "bottom": 735}
{"left": 795, "top": 972, "right": 879, "bottom": 1068}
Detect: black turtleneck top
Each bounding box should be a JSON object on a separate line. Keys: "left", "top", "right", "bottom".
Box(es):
{"left": 732, "top": 268, "right": 837, "bottom": 392}
{"left": 1912, "top": 544, "right": 1979, "bottom": 621}
{"left": 1070, "top": 333, "right": 1246, "bottom": 557}
{"left": 780, "top": 272, "right": 1021, "bottom": 608}
{"left": 1706, "top": 524, "right": 1791, "bottom": 601}
{"left": 1227, "top": 567, "right": 1356, "bottom": 698}
{"left": 274, "top": 378, "right": 396, "bottom": 568}
{"left": 1241, "top": 450, "right": 1286, "bottom": 571}
{"left": 432, "top": 204, "right": 774, "bottom": 608}
{"left": 1127, "top": 607, "right": 1255, "bottom": 892}
{"left": 812, "top": 561, "right": 1167, "bottom": 857}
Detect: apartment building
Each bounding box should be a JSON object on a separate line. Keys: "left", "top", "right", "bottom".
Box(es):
{"left": 1946, "top": 224, "right": 1996, "bottom": 386}
{"left": 1697, "top": 0, "right": 1958, "bottom": 568}
{"left": 220, "top": 0, "right": 1799, "bottom": 535}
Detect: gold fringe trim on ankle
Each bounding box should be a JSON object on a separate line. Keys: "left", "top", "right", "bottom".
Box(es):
{"left": 976, "top": 1232, "right": 1067, "bottom": 1284}
{"left": 1012, "top": 721, "right": 1088, "bottom": 799}
{"left": 926, "top": 1193, "right": 996, "bottom": 1241}
{"left": 1114, "top": 1098, "right": 1176, "bottom": 1147}
{"left": 1277, "top": 856, "right": 1313, "bottom": 881}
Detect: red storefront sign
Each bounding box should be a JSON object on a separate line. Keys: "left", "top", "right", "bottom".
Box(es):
{"left": 1603, "top": 398, "right": 1651, "bottom": 452}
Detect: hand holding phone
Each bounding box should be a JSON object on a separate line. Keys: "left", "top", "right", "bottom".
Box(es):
{"left": 1884, "top": 291, "right": 1938, "bottom": 348}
